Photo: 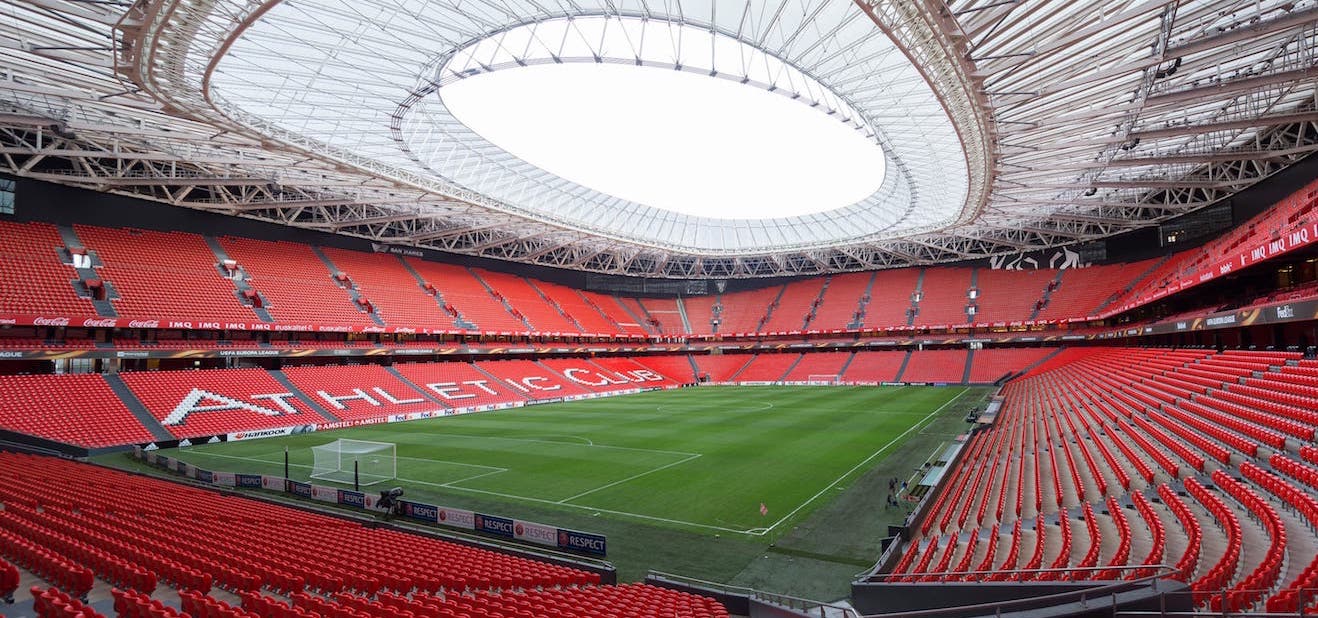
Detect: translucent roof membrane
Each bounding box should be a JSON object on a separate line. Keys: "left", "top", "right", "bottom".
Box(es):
{"left": 210, "top": 3, "right": 969, "bottom": 253}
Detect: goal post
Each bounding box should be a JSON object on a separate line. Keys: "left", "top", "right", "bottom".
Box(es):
{"left": 806, "top": 374, "right": 842, "bottom": 385}
{"left": 310, "top": 439, "right": 396, "bottom": 486}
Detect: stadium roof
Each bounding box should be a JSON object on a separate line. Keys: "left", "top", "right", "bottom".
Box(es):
{"left": 1, "top": 0, "right": 1316, "bottom": 278}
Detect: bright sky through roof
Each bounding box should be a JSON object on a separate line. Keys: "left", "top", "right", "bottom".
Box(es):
{"left": 441, "top": 63, "right": 888, "bottom": 220}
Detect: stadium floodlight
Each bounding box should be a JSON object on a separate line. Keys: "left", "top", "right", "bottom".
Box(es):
{"left": 310, "top": 439, "right": 396, "bottom": 487}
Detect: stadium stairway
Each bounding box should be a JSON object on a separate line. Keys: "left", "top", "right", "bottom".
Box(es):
{"left": 961, "top": 349, "right": 975, "bottom": 384}
{"left": 101, "top": 374, "right": 174, "bottom": 442}
{"left": 1029, "top": 270, "right": 1066, "bottom": 321}
{"left": 675, "top": 296, "right": 693, "bottom": 333}
{"left": 966, "top": 267, "right": 979, "bottom": 324}
{"left": 312, "top": 247, "right": 386, "bottom": 327}
{"left": 836, "top": 351, "right": 858, "bottom": 377}
{"left": 523, "top": 279, "right": 588, "bottom": 333}
{"left": 907, "top": 270, "right": 924, "bottom": 326}
{"left": 267, "top": 369, "right": 343, "bottom": 423}
{"left": 56, "top": 224, "right": 119, "bottom": 318}
{"left": 614, "top": 297, "right": 656, "bottom": 334}
{"left": 203, "top": 236, "right": 275, "bottom": 323}
{"left": 893, "top": 350, "right": 913, "bottom": 382}
{"left": 755, "top": 285, "right": 789, "bottom": 332}
{"left": 850, "top": 271, "right": 878, "bottom": 329}
{"left": 724, "top": 354, "right": 758, "bottom": 382}
{"left": 468, "top": 268, "right": 536, "bottom": 331}
{"left": 397, "top": 255, "right": 472, "bottom": 329}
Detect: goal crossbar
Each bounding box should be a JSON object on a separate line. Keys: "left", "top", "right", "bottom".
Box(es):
{"left": 310, "top": 439, "right": 396, "bottom": 486}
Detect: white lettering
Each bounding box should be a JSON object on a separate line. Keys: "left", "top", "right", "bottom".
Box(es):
{"left": 563, "top": 367, "right": 607, "bottom": 386}
{"left": 163, "top": 389, "right": 292, "bottom": 425}
{"left": 521, "top": 376, "right": 561, "bottom": 391}
{"left": 317, "top": 388, "right": 381, "bottom": 410}
{"left": 372, "top": 386, "right": 423, "bottom": 405}
{"left": 250, "top": 392, "right": 301, "bottom": 414}
{"left": 427, "top": 382, "right": 474, "bottom": 400}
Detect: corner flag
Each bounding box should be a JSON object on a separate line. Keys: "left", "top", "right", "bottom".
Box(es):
{"left": 759, "top": 502, "right": 768, "bottom": 516}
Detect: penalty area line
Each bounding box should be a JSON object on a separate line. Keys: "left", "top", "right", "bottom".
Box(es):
{"left": 557, "top": 453, "right": 702, "bottom": 504}
{"left": 755, "top": 387, "right": 970, "bottom": 537}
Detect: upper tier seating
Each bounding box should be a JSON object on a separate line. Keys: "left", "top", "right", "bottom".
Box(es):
{"left": 808, "top": 272, "right": 872, "bottom": 331}
{"left": 0, "top": 374, "right": 154, "bottom": 447}
{"left": 863, "top": 269, "right": 922, "bottom": 329}
{"left": 77, "top": 226, "right": 256, "bottom": 323}
{"left": 474, "top": 269, "right": 579, "bottom": 333}
{"left": 404, "top": 260, "right": 527, "bottom": 331}
{"left": 281, "top": 364, "right": 444, "bottom": 421}
{"left": 120, "top": 368, "right": 331, "bottom": 439}
{"left": 1109, "top": 177, "right": 1318, "bottom": 314}
{"left": 635, "top": 298, "right": 687, "bottom": 334}
{"left": 615, "top": 297, "right": 661, "bottom": 333}
{"left": 893, "top": 346, "right": 1318, "bottom": 612}
{"left": 973, "top": 269, "right": 1055, "bottom": 324}
{"left": 760, "top": 279, "right": 825, "bottom": 332}
{"left": 712, "top": 287, "right": 782, "bottom": 334}
{"left": 579, "top": 290, "right": 650, "bottom": 335}
{"left": 320, "top": 248, "right": 454, "bottom": 329}
{"left": 220, "top": 237, "right": 372, "bottom": 326}
{"left": 683, "top": 294, "right": 719, "bottom": 335}
{"left": 1035, "top": 260, "right": 1159, "bottom": 321}
{"left": 4, "top": 207, "right": 1313, "bottom": 335}
{"left": 913, "top": 268, "right": 973, "bottom": 326}
{"left": 0, "top": 453, "right": 721, "bottom": 618}
{"left": 0, "top": 221, "right": 96, "bottom": 316}
{"left": 533, "top": 281, "right": 621, "bottom": 334}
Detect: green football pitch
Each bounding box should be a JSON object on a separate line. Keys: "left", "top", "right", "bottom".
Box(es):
{"left": 128, "top": 385, "right": 992, "bottom": 599}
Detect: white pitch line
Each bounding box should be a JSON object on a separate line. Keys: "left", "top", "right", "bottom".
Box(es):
{"left": 756, "top": 387, "right": 971, "bottom": 536}
{"left": 435, "top": 483, "right": 757, "bottom": 535}
{"left": 181, "top": 446, "right": 756, "bottom": 535}
{"left": 436, "top": 467, "right": 509, "bottom": 486}
{"left": 412, "top": 431, "right": 700, "bottom": 458}
{"left": 186, "top": 450, "right": 506, "bottom": 474}
{"left": 557, "top": 453, "right": 702, "bottom": 504}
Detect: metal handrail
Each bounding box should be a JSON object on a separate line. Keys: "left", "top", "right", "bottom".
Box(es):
{"left": 648, "top": 570, "right": 861, "bottom": 618}
{"left": 865, "top": 563, "right": 1180, "bottom": 582}
{"left": 858, "top": 568, "right": 1176, "bottom": 618}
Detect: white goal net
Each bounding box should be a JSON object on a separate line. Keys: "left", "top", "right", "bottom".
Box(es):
{"left": 807, "top": 374, "right": 842, "bottom": 385}
{"left": 310, "top": 439, "right": 396, "bottom": 486}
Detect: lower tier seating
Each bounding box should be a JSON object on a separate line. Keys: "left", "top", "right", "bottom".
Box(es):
{"left": 0, "top": 374, "right": 156, "bottom": 447}
{"left": 0, "top": 453, "right": 726, "bottom": 617}
{"left": 890, "top": 346, "right": 1318, "bottom": 612}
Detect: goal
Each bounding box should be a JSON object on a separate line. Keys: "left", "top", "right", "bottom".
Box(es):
{"left": 310, "top": 439, "right": 396, "bottom": 486}
{"left": 806, "top": 374, "right": 842, "bottom": 385}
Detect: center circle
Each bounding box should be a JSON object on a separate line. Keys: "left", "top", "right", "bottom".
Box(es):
{"left": 432, "top": 19, "right": 889, "bottom": 220}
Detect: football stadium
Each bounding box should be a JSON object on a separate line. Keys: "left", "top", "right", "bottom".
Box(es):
{"left": 0, "top": 0, "right": 1317, "bottom": 616}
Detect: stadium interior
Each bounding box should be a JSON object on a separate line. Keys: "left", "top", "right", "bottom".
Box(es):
{"left": 2, "top": 0, "right": 1318, "bottom": 617}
